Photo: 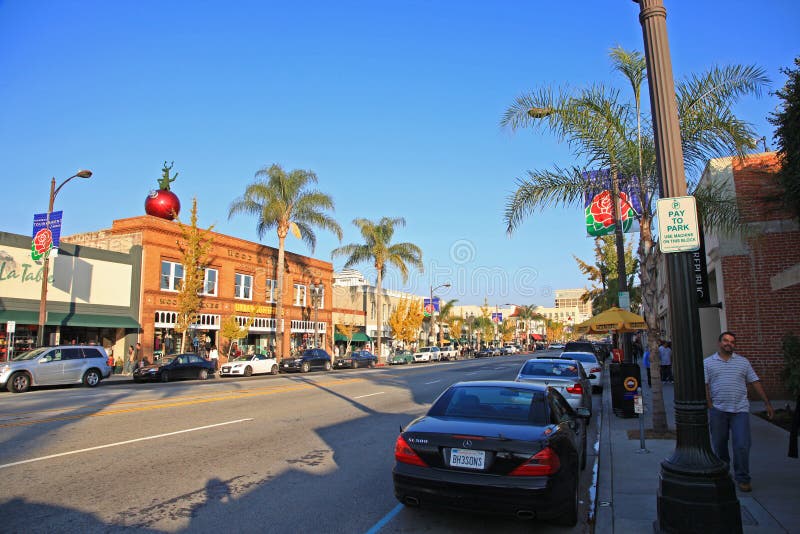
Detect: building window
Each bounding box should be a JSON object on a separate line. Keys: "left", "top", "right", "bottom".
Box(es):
{"left": 293, "top": 284, "right": 307, "bottom": 306}
{"left": 309, "top": 284, "right": 324, "bottom": 310}
{"left": 235, "top": 273, "right": 253, "bottom": 300}
{"left": 161, "top": 261, "right": 183, "bottom": 291}
{"left": 202, "top": 268, "right": 218, "bottom": 296}
{"left": 266, "top": 279, "right": 277, "bottom": 303}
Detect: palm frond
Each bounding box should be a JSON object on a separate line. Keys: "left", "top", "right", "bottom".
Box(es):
{"left": 505, "top": 166, "right": 591, "bottom": 235}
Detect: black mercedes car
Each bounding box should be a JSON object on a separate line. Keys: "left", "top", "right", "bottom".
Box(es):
{"left": 392, "top": 381, "right": 589, "bottom": 526}
{"left": 132, "top": 353, "right": 215, "bottom": 383}
{"left": 334, "top": 350, "right": 378, "bottom": 369}
{"left": 281, "top": 348, "right": 332, "bottom": 373}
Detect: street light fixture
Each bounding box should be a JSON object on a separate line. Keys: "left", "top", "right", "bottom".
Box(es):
{"left": 36, "top": 170, "right": 93, "bottom": 348}
{"left": 635, "top": 1, "right": 741, "bottom": 531}
{"left": 430, "top": 282, "right": 450, "bottom": 347}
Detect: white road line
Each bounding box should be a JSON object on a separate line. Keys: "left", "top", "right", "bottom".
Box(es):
{"left": 424, "top": 380, "right": 441, "bottom": 384}
{"left": 0, "top": 418, "right": 253, "bottom": 470}
{"left": 353, "top": 392, "right": 385, "bottom": 399}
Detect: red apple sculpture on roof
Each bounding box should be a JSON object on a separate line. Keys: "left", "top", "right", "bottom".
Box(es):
{"left": 145, "top": 161, "right": 181, "bottom": 220}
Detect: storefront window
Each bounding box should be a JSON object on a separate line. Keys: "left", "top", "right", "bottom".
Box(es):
{"left": 235, "top": 273, "right": 253, "bottom": 300}
{"left": 161, "top": 261, "right": 184, "bottom": 291}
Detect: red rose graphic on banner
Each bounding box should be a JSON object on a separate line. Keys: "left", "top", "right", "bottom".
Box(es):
{"left": 31, "top": 228, "right": 53, "bottom": 261}
{"left": 585, "top": 190, "right": 636, "bottom": 236}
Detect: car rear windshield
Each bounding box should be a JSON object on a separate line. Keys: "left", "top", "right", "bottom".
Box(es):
{"left": 429, "top": 386, "right": 547, "bottom": 424}
{"left": 521, "top": 361, "right": 580, "bottom": 377}
{"left": 561, "top": 352, "right": 597, "bottom": 363}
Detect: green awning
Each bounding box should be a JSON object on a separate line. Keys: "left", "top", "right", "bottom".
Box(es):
{"left": 0, "top": 310, "right": 140, "bottom": 329}
{"left": 334, "top": 332, "right": 371, "bottom": 342}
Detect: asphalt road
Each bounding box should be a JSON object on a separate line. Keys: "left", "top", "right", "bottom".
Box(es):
{"left": 0, "top": 350, "right": 601, "bottom": 533}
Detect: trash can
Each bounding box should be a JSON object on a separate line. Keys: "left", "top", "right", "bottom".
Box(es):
{"left": 610, "top": 362, "right": 642, "bottom": 418}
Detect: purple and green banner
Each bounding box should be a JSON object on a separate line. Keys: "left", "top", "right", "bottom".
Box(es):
{"left": 583, "top": 170, "right": 642, "bottom": 237}
{"left": 31, "top": 211, "right": 62, "bottom": 261}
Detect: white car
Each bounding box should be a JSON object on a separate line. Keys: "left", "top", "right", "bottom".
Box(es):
{"left": 219, "top": 354, "right": 278, "bottom": 377}
{"left": 413, "top": 346, "right": 441, "bottom": 363}
{"left": 559, "top": 351, "right": 603, "bottom": 392}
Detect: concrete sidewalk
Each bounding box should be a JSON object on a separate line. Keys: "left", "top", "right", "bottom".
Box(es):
{"left": 595, "top": 363, "right": 800, "bottom": 533}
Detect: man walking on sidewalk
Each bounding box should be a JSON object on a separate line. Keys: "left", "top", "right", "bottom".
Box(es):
{"left": 704, "top": 331, "right": 774, "bottom": 492}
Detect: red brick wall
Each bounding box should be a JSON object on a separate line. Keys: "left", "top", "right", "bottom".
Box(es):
{"left": 721, "top": 153, "right": 800, "bottom": 399}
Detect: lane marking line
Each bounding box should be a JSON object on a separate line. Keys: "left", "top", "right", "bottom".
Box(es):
{"left": 353, "top": 392, "right": 385, "bottom": 399}
{"left": 424, "top": 380, "right": 441, "bottom": 384}
{"left": 0, "top": 418, "right": 253, "bottom": 470}
{"left": 365, "top": 503, "right": 404, "bottom": 534}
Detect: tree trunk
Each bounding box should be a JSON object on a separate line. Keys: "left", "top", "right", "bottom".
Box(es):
{"left": 375, "top": 266, "right": 383, "bottom": 362}
{"left": 638, "top": 215, "right": 669, "bottom": 433}
{"left": 276, "top": 233, "right": 286, "bottom": 362}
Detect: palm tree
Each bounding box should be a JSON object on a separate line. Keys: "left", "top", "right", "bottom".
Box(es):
{"left": 514, "top": 304, "right": 545, "bottom": 349}
{"left": 331, "top": 217, "right": 423, "bottom": 362}
{"left": 437, "top": 298, "right": 459, "bottom": 346}
{"left": 502, "top": 48, "right": 768, "bottom": 432}
{"left": 228, "top": 164, "right": 343, "bottom": 362}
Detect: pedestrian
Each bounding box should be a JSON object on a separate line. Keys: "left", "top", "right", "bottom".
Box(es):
{"left": 334, "top": 345, "right": 340, "bottom": 358}
{"left": 125, "top": 345, "right": 135, "bottom": 374}
{"left": 659, "top": 340, "right": 673, "bottom": 382}
{"left": 704, "top": 331, "right": 774, "bottom": 492}
{"left": 135, "top": 342, "right": 142, "bottom": 367}
{"left": 643, "top": 348, "right": 651, "bottom": 387}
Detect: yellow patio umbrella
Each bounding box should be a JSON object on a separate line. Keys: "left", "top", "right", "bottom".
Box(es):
{"left": 576, "top": 307, "right": 646, "bottom": 334}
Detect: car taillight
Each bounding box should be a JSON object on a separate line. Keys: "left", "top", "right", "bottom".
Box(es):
{"left": 394, "top": 435, "right": 428, "bottom": 467}
{"left": 591, "top": 367, "right": 602, "bottom": 373}
{"left": 566, "top": 383, "right": 583, "bottom": 395}
{"left": 509, "top": 447, "right": 561, "bottom": 476}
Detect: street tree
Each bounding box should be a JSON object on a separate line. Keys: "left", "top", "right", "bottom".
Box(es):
{"left": 219, "top": 314, "right": 254, "bottom": 359}
{"left": 437, "top": 298, "right": 459, "bottom": 346}
{"left": 335, "top": 323, "right": 356, "bottom": 355}
{"left": 331, "top": 217, "right": 424, "bottom": 362}
{"left": 502, "top": 47, "right": 768, "bottom": 432}
{"left": 769, "top": 57, "right": 800, "bottom": 221}
{"left": 388, "top": 299, "right": 424, "bottom": 348}
{"left": 574, "top": 235, "right": 639, "bottom": 314}
{"left": 173, "top": 198, "right": 214, "bottom": 353}
{"left": 228, "top": 164, "right": 343, "bottom": 362}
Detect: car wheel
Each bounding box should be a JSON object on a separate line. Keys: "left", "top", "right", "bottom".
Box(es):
{"left": 83, "top": 369, "right": 101, "bottom": 388}
{"left": 198, "top": 369, "right": 209, "bottom": 380}
{"left": 133, "top": 377, "right": 142, "bottom": 383}
{"left": 301, "top": 362, "right": 310, "bottom": 373}
{"left": 552, "top": 471, "right": 579, "bottom": 526}
{"left": 161, "top": 371, "right": 169, "bottom": 382}
{"left": 244, "top": 366, "right": 253, "bottom": 377}
{"left": 352, "top": 361, "right": 359, "bottom": 369}
{"left": 7, "top": 372, "right": 30, "bottom": 393}
{"left": 369, "top": 360, "right": 376, "bottom": 369}
{"left": 270, "top": 364, "right": 278, "bottom": 375}
{"left": 324, "top": 361, "right": 331, "bottom": 371}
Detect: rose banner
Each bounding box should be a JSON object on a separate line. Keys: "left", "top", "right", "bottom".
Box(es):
{"left": 582, "top": 170, "right": 642, "bottom": 237}
{"left": 31, "top": 211, "right": 62, "bottom": 261}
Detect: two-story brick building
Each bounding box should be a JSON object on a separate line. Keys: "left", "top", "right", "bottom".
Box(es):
{"left": 65, "top": 215, "right": 333, "bottom": 361}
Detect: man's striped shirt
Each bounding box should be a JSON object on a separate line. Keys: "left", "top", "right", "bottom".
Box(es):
{"left": 703, "top": 352, "right": 759, "bottom": 413}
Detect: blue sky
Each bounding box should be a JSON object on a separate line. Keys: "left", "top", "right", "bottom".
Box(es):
{"left": 1, "top": 1, "right": 797, "bottom": 306}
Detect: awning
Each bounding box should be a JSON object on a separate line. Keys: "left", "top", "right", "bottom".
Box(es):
{"left": 530, "top": 334, "right": 544, "bottom": 341}
{"left": 0, "top": 310, "right": 140, "bottom": 329}
{"left": 334, "top": 332, "right": 371, "bottom": 342}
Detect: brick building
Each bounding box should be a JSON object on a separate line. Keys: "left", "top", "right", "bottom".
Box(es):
{"left": 65, "top": 215, "right": 333, "bottom": 361}
{"left": 698, "top": 152, "right": 800, "bottom": 398}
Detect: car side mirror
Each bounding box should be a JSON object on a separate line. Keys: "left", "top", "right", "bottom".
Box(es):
{"left": 588, "top": 374, "right": 597, "bottom": 380}
{"left": 575, "top": 407, "right": 591, "bottom": 419}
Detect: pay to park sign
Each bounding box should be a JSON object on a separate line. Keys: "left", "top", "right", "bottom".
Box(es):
{"left": 657, "top": 196, "right": 700, "bottom": 253}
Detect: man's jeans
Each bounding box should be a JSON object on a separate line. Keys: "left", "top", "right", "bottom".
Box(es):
{"left": 709, "top": 407, "right": 751, "bottom": 483}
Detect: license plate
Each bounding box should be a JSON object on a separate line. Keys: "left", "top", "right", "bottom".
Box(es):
{"left": 450, "top": 448, "right": 485, "bottom": 470}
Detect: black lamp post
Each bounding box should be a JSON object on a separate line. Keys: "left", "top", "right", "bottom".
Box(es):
{"left": 310, "top": 282, "right": 324, "bottom": 349}
{"left": 430, "top": 282, "right": 450, "bottom": 347}
{"left": 37, "top": 170, "right": 92, "bottom": 348}
{"left": 634, "top": 1, "right": 741, "bottom": 531}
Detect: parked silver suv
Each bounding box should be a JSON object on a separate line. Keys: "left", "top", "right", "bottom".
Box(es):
{"left": 0, "top": 345, "right": 112, "bottom": 393}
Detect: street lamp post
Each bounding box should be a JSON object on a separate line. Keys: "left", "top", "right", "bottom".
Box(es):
{"left": 36, "top": 170, "right": 92, "bottom": 348}
{"left": 634, "top": 1, "right": 741, "bottom": 532}
{"left": 430, "top": 282, "right": 450, "bottom": 347}
{"left": 310, "top": 282, "right": 323, "bottom": 349}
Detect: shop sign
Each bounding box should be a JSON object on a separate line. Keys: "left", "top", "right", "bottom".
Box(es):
{"left": 6, "top": 321, "right": 15, "bottom": 333}
{"left": 234, "top": 303, "right": 275, "bottom": 314}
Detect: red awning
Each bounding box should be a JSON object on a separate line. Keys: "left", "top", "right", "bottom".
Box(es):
{"left": 530, "top": 334, "right": 543, "bottom": 341}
